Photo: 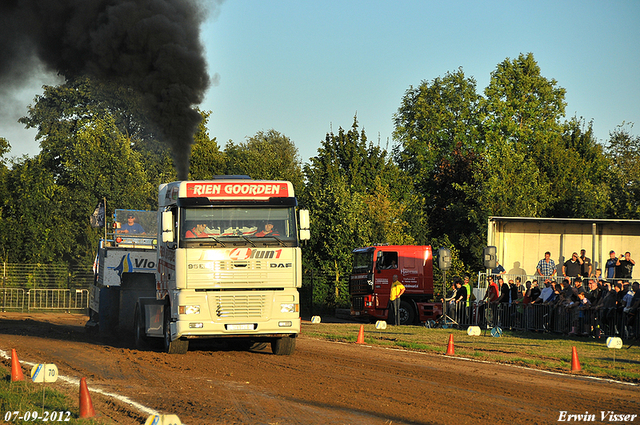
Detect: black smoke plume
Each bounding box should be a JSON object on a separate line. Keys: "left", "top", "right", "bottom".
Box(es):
{"left": 0, "top": 0, "right": 214, "bottom": 179}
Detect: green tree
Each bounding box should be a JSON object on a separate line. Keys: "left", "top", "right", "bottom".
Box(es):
{"left": 393, "top": 68, "right": 485, "bottom": 267}
{"left": 2, "top": 116, "right": 151, "bottom": 265}
{"left": 606, "top": 123, "right": 640, "bottom": 218}
{"left": 188, "top": 110, "right": 225, "bottom": 180}
{"left": 224, "top": 129, "right": 304, "bottom": 194}
{"left": 483, "top": 53, "right": 566, "bottom": 150}
{"left": 303, "top": 117, "right": 409, "bottom": 306}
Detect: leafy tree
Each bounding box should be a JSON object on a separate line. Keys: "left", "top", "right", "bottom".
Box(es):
{"left": 548, "top": 117, "right": 611, "bottom": 217}
{"left": 2, "top": 115, "right": 151, "bottom": 265}
{"left": 223, "top": 129, "right": 304, "bottom": 194}
{"left": 2, "top": 155, "right": 65, "bottom": 263}
{"left": 483, "top": 53, "right": 566, "bottom": 150}
{"left": 303, "top": 117, "right": 409, "bottom": 306}
{"left": 188, "top": 110, "right": 225, "bottom": 180}
{"left": 393, "top": 68, "right": 483, "bottom": 191}
{"left": 606, "top": 123, "right": 640, "bottom": 218}
{"left": 19, "top": 76, "right": 171, "bottom": 204}
{"left": 393, "top": 68, "right": 484, "bottom": 267}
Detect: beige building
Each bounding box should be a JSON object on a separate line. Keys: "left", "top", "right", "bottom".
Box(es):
{"left": 487, "top": 217, "right": 640, "bottom": 279}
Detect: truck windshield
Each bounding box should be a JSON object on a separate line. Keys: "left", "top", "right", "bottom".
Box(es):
{"left": 353, "top": 251, "right": 374, "bottom": 271}
{"left": 180, "top": 206, "right": 297, "bottom": 242}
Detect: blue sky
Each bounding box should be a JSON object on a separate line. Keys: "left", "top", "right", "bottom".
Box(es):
{"left": 3, "top": 0, "right": 639, "bottom": 164}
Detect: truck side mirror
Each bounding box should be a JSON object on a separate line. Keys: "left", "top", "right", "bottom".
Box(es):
{"left": 161, "top": 210, "right": 174, "bottom": 243}
{"left": 299, "top": 209, "right": 310, "bottom": 241}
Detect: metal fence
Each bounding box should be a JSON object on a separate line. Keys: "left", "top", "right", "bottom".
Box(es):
{"left": 0, "top": 263, "right": 93, "bottom": 312}
{"left": 0, "top": 263, "right": 94, "bottom": 288}
{"left": 443, "top": 301, "right": 640, "bottom": 340}
{"left": 0, "top": 288, "right": 90, "bottom": 312}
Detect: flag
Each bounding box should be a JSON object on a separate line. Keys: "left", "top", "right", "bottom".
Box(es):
{"left": 90, "top": 201, "right": 105, "bottom": 228}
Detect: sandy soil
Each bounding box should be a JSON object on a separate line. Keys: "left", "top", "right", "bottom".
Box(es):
{"left": 1, "top": 313, "right": 638, "bottom": 425}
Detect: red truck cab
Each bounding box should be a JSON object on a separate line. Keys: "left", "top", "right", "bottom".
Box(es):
{"left": 349, "top": 245, "right": 441, "bottom": 325}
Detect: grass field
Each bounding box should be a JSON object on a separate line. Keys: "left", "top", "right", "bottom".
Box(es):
{"left": 301, "top": 322, "right": 640, "bottom": 383}
{"left": 0, "top": 366, "right": 106, "bottom": 425}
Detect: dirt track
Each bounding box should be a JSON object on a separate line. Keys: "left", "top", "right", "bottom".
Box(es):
{"left": 1, "top": 313, "right": 639, "bottom": 425}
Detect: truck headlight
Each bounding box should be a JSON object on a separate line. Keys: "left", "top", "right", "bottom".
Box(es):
{"left": 280, "top": 303, "right": 299, "bottom": 313}
{"left": 179, "top": 305, "right": 200, "bottom": 315}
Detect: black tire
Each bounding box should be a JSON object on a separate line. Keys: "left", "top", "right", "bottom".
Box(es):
{"left": 133, "top": 304, "right": 149, "bottom": 350}
{"left": 271, "top": 336, "right": 296, "bottom": 355}
{"left": 163, "top": 305, "right": 189, "bottom": 354}
{"left": 399, "top": 301, "right": 416, "bottom": 325}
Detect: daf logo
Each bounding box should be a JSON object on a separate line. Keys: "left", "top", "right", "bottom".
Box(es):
{"left": 270, "top": 263, "right": 292, "bottom": 268}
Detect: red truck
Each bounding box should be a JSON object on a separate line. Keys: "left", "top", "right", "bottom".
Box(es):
{"left": 349, "top": 245, "right": 442, "bottom": 325}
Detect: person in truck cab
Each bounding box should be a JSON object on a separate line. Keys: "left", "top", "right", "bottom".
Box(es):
{"left": 117, "top": 213, "right": 145, "bottom": 234}
{"left": 255, "top": 222, "right": 280, "bottom": 237}
{"left": 185, "top": 222, "right": 207, "bottom": 238}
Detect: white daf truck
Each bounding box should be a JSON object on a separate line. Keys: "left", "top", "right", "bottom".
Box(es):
{"left": 89, "top": 177, "right": 310, "bottom": 355}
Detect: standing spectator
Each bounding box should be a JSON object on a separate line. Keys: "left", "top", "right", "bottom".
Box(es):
{"left": 532, "top": 280, "right": 554, "bottom": 304}
{"left": 562, "top": 252, "right": 582, "bottom": 279}
{"left": 579, "top": 249, "right": 592, "bottom": 277}
{"left": 441, "top": 280, "right": 458, "bottom": 318}
{"left": 585, "top": 279, "right": 601, "bottom": 305}
{"left": 389, "top": 274, "right": 406, "bottom": 326}
{"left": 462, "top": 275, "right": 472, "bottom": 307}
{"left": 482, "top": 277, "right": 500, "bottom": 303}
{"left": 491, "top": 260, "right": 506, "bottom": 277}
{"left": 605, "top": 250, "right": 618, "bottom": 279}
{"left": 529, "top": 280, "right": 542, "bottom": 302}
{"left": 623, "top": 282, "right": 640, "bottom": 338}
{"left": 454, "top": 279, "right": 468, "bottom": 322}
{"left": 536, "top": 251, "right": 557, "bottom": 278}
{"left": 497, "top": 278, "right": 510, "bottom": 304}
{"left": 616, "top": 252, "right": 635, "bottom": 280}
{"left": 509, "top": 279, "right": 519, "bottom": 305}
{"left": 593, "top": 268, "right": 603, "bottom": 281}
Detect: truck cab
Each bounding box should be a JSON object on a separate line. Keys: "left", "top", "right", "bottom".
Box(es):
{"left": 350, "top": 245, "right": 441, "bottom": 325}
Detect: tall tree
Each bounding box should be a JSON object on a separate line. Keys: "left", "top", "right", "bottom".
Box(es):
{"left": 606, "top": 124, "right": 640, "bottom": 218}
{"left": 304, "top": 117, "right": 409, "bottom": 306}
{"left": 2, "top": 116, "right": 151, "bottom": 265}
{"left": 224, "top": 129, "right": 304, "bottom": 194}
{"left": 483, "top": 53, "right": 566, "bottom": 150}
{"left": 393, "top": 68, "right": 484, "bottom": 266}
{"left": 188, "top": 110, "right": 225, "bottom": 180}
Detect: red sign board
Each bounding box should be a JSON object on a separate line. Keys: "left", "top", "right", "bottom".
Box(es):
{"left": 186, "top": 182, "right": 290, "bottom": 199}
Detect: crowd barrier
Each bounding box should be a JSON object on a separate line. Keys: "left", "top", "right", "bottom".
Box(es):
{"left": 443, "top": 300, "right": 640, "bottom": 340}
{"left": 0, "top": 288, "right": 89, "bottom": 313}
{"left": 474, "top": 272, "right": 636, "bottom": 294}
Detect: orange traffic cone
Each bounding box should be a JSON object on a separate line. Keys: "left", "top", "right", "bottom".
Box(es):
{"left": 571, "top": 346, "right": 581, "bottom": 372}
{"left": 10, "top": 349, "right": 24, "bottom": 382}
{"left": 356, "top": 324, "right": 365, "bottom": 344}
{"left": 445, "top": 334, "right": 455, "bottom": 355}
{"left": 79, "top": 377, "right": 96, "bottom": 418}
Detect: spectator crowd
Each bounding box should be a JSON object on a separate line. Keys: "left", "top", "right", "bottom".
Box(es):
{"left": 443, "top": 249, "right": 639, "bottom": 340}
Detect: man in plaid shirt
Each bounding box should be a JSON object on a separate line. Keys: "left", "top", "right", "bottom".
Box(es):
{"left": 536, "top": 251, "right": 557, "bottom": 277}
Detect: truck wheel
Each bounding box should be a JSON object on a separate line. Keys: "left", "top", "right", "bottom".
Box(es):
{"left": 399, "top": 301, "right": 416, "bottom": 325}
{"left": 133, "top": 304, "right": 148, "bottom": 350}
{"left": 163, "top": 307, "right": 189, "bottom": 354}
{"left": 271, "top": 336, "right": 296, "bottom": 355}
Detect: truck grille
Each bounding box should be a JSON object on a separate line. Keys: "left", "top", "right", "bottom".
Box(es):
{"left": 211, "top": 294, "right": 266, "bottom": 318}
{"left": 352, "top": 295, "right": 364, "bottom": 312}
{"left": 349, "top": 277, "right": 371, "bottom": 295}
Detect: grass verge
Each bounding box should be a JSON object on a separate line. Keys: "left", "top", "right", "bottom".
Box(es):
{"left": 302, "top": 322, "right": 640, "bottom": 383}
{"left": 0, "top": 365, "right": 108, "bottom": 425}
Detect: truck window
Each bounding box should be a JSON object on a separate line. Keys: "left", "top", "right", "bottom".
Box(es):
{"left": 377, "top": 252, "right": 398, "bottom": 270}
{"left": 179, "top": 206, "right": 297, "bottom": 244}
